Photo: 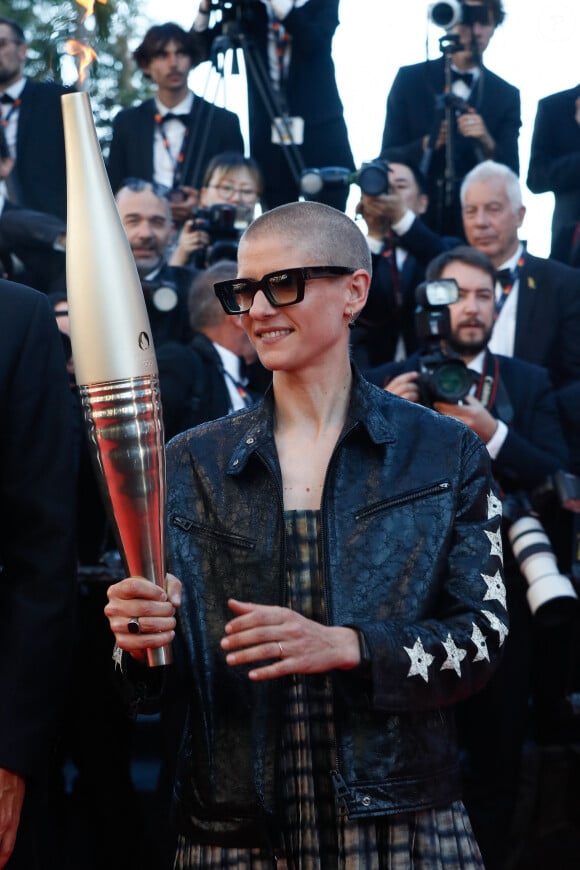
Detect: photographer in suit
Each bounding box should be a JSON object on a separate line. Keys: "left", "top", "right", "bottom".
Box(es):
{"left": 380, "top": 1, "right": 520, "bottom": 238}
{"left": 115, "top": 178, "right": 199, "bottom": 348}
{"left": 365, "top": 245, "right": 571, "bottom": 870}
{"left": 352, "top": 160, "right": 462, "bottom": 367}
{"left": 191, "top": 0, "right": 355, "bottom": 211}
{"left": 168, "top": 151, "right": 264, "bottom": 272}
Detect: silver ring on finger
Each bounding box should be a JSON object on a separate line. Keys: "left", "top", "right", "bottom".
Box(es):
{"left": 278, "top": 641, "right": 285, "bottom": 659}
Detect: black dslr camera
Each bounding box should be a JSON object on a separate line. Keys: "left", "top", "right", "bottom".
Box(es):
{"left": 190, "top": 203, "right": 251, "bottom": 268}
{"left": 299, "top": 159, "right": 390, "bottom": 198}
{"left": 428, "top": 1, "right": 491, "bottom": 29}
{"left": 414, "top": 278, "right": 476, "bottom": 407}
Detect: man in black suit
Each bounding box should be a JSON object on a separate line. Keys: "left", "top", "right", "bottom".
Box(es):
{"left": 115, "top": 178, "right": 199, "bottom": 348}
{"left": 380, "top": 0, "right": 520, "bottom": 238}
{"left": 0, "top": 280, "right": 76, "bottom": 869}
{"left": 157, "top": 260, "right": 267, "bottom": 441}
{"left": 0, "top": 201, "right": 66, "bottom": 293}
{"left": 107, "top": 22, "right": 244, "bottom": 227}
{"left": 191, "top": 0, "right": 355, "bottom": 211}
{"left": 351, "top": 160, "right": 462, "bottom": 368}
{"left": 460, "top": 159, "right": 580, "bottom": 388}
{"left": 0, "top": 17, "right": 72, "bottom": 221}
{"left": 527, "top": 83, "right": 580, "bottom": 264}
{"left": 365, "top": 245, "right": 570, "bottom": 870}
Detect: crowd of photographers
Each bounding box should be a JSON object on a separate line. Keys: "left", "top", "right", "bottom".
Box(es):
{"left": 2, "top": 0, "right": 580, "bottom": 868}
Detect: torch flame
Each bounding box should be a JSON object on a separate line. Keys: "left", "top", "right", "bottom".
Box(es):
{"left": 75, "top": 0, "right": 107, "bottom": 22}
{"left": 66, "top": 0, "right": 108, "bottom": 84}
{"left": 65, "top": 39, "right": 97, "bottom": 86}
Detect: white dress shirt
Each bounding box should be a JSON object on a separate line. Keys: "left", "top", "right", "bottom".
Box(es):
{"left": 153, "top": 93, "right": 194, "bottom": 189}
{"left": 487, "top": 242, "right": 525, "bottom": 359}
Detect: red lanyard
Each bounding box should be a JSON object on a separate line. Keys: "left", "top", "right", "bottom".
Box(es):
{"left": 1, "top": 98, "right": 21, "bottom": 128}
{"left": 473, "top": 353, "right": 500, "bottom": 410}
{"left": 154, "top": 112, "right": 189, "bottom": 189}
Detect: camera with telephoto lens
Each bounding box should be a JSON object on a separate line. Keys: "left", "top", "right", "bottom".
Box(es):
{"left": 299, "top": 160, "right": 390, "bottom": 199}
{"left": 190, "top": 203, "right": 252, "bottom": 268}
{"left": 414, "top": 278, "right": 477, "bottom": 407}
{"left": 428, "top": 1, "right": 491, "bottom": 30}
{"left": 503, "top": 483, "right": 580, "bottom": 625}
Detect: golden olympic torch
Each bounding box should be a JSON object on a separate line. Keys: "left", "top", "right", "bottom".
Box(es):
{"left": 62, "top": 90, "right": 171, "bottom": 667}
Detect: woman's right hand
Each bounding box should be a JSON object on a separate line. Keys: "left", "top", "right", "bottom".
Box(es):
{"left": 104, "top": 574, "right": 182, "bottom": 662}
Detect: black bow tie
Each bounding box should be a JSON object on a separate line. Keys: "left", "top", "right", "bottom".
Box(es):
{"left": 496, "top": 268, "right": 513, "bottom": 290}
{"left": 162, "top": 112, "right": 190, "bottom": 125}
{"left": 0, "top": 93, "right": 15, "bottom": 104}
{"left": 451, "top": 70, "right": 474, "bottom": 88}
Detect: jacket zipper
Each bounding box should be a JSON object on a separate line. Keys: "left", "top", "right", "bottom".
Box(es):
{"left": 355, "top": 480, "right": 451, "bottom": 520}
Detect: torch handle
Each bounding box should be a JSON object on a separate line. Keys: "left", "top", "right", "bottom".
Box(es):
{"left": 79, "top": 376, "right": 172, "bottom": 667}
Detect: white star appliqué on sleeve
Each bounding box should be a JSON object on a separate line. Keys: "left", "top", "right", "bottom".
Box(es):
{"left": 482, "top": 610, "right": 509, "bottom": 646}
{"left": 482, "top": 569, "right": 507, "bottom": 609}
{"left": 404, "top": 637, "right": 435, "bottom": 683}
{"left": 471, "top": 623, "right": 490, "bottom": 662}
{"left": 485, "top": 527, "right": 503, "bottom": 560}
{"left": 440, "top": 633, "right": 467, "bottom": 676}
{"left": 487, "top": 491, "right": 502, "bottom": 519}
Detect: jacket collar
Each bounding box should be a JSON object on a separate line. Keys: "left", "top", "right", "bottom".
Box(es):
{"left": 226, "top": 367, "right": 398, "bottom": 476}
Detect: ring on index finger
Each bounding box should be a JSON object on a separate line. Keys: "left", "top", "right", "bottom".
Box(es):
{"left": 127, "top": 617, "right": 141, "bottom": 635}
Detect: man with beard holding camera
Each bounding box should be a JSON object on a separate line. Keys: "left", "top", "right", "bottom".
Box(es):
{"left": 380, "top": 1, "right": 520, "bottom": 238}
{"left": 365, "top": 245, "right": 571, "bottom": 870}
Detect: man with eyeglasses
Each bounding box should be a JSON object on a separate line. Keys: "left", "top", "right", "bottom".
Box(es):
{"left": 0, "top": 17, "right": 73, "bottom": 221}
{"left": 105, "top": 200, "right": 504, "bottom": 869}
{"left": 107, "top": 22, "right": 244, "bottom": 229}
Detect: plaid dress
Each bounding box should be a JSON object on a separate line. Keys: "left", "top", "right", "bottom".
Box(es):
{"left": 174, "top": 510, "right": 484, "bottom": 869}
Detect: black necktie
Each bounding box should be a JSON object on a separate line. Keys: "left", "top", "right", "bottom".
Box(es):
{"left": 495, "top": 267, "right": 516, "bottom": 316}
{"left": 496, "top": 268, "right": 513, "bottom": 290}
{"left": 162, "top": 112, "right": 189, "bottom": 125}
{"left": 451, "top": 70, "right": 474, "bottom": 88}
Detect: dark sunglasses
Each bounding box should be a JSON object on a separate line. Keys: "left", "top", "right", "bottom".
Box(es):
{"left": 214, "top": 266, "right": 355, "bottom": 315}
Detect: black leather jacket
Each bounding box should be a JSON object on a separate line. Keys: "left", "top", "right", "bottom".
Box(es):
{"left": 134, "top": 370, "right": 506, "bottom": 847}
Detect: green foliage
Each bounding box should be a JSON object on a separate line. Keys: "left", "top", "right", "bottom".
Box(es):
{"left": 0, "top": 0, "right": 157, "bottom": 151}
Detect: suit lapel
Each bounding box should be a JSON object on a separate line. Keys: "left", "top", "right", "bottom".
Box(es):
{"left": 513, "top": 254, "right": 539, "bottom": 358}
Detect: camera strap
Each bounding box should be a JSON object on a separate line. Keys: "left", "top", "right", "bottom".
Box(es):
{"left": 475, "top": 352, "right": 514, "bottom": 425}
